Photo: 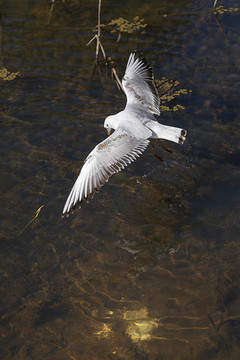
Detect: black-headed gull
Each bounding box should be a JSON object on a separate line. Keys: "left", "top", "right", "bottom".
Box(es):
{"left": 63, "top": 53, "right": 187, "bottom": 215}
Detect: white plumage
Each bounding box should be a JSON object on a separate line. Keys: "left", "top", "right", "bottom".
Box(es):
{"left": 63, "top": 53, "right": 187, "bottom": 215}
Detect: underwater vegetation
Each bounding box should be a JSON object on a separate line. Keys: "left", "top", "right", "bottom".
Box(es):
{"left": 213, "top": 5, "right": 239, "bottom": 15}
{"left": 0, "top": 67, "right": 20, "bottom": 82}
{"left": 156, "top": 78, "right": 192, "bottom": 113}
{"left": 106, "top": 16, "right": 147, "bottom": 42}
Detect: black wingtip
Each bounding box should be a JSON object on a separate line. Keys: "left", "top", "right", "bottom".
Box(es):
{"left": 178, "top": 129, "right": 187, "bottom": 144}
{"left": 131, "top": 51, "right": 154, "bottom": 83}
{"left": 62, "top": 211, "right": 70, "bottom": 218}
{"left": 133, "top": 52, "right": 149, "bottom": 66}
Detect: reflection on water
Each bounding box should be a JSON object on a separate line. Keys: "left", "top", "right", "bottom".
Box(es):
{"left": 124, "top": 307, "right": 158, "bottom": 342}
{"left": 1, "top": 0, "right": 240, "bottom": 359}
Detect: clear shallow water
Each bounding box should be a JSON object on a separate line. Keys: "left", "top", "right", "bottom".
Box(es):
{"left": 1, "top": 0, "right": 240, "bottom": 359}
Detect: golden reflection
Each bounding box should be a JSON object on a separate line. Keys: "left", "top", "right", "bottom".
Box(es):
{"left": 124, "top": 307, "right": 158, "bottom": 341}
{"left": 94, "top": 323, "right": 114, "bottom": 338}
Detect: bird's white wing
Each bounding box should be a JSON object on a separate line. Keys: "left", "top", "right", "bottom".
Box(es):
{"left": 122, "top": 53, "right": 160, "bottom": 115}
{"left": 63, "top": 129, "right": 149, "bottom": 215}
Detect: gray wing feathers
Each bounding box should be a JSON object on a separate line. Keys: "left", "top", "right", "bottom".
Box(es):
{"left": 122, "top": 53, "right": 160, "bottom": 115}
{"left": 62, "top": 130, "right": 149, "bottom": 215}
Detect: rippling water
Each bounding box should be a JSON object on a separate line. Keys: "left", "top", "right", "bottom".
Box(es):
{"left": 1, "top": 0, "right": 240, "bottom": 359}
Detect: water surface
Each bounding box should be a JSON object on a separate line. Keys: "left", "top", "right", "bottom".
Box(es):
{"left": 1, "top": 0, "right": 240, "bottom": 359}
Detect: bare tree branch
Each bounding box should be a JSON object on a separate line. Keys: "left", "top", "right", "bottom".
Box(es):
{"left": 87, "top": 0, "right": 107, "bottom": 63}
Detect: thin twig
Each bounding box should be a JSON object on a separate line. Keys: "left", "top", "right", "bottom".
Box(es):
{"left": 158, "top": 82, "right": 176, "bottom": 98}
{"left": 86, "top": 34, "right": 97, "bottom": 46}
{"left": 0, "top": 14, "right": 3, "bottom": 68}
{"left": 86, "top": 0, "right": 107, "bottom": 63}
{"left": 95, "top": 0, "right": 101, "bottom": 59}
{"left": 158, "top": 139, "right": 172, "bottom": 153}
{"left": 48, "top": 0, "right": 55, "bottom": 24}
{"left": 111, "top": 67, "right": 125, "bottom": 94}
{"left": 207, "top": 313, "right": 218, "bottom": 331}
{"left": 213, "top": 13, "right": 228, "bottom": 41}
{"left": 213, "top": 0, "right": 218, "bottom": 11}
{"left": 18, "top": 205, "right": 45, "bottom": 236}
{"left": 150, "top": 142, "right": 164, "bottom": 162}
{"left": 99, "top": 40, "right": 106, "bottom": 60}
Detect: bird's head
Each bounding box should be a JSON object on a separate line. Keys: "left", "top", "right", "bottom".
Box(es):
{"left": 104, "top": 115, "right": 116, "bottom": 136}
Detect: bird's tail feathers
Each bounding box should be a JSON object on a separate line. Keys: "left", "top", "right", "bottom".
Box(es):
{"left": 160, "top": 124, "right": 187, "bottom": 144}
{"left": 148, "top": 122, "right": 187, "bottom": 144}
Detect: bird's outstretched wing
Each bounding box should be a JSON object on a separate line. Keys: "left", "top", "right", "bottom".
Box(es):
{"left": 62, "top": 129, "right": 149, "bottom": 215}
{"left": 122, "top": 52, "right": 160, "bottom": 115}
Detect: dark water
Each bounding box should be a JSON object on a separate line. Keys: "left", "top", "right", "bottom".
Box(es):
{"left": 1, "top": 0, "right": 240, "bottom": 359}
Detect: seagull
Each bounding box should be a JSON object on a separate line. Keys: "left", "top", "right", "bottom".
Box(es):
{"left": 63, "top": 53, "right": 187, "bottom": 216}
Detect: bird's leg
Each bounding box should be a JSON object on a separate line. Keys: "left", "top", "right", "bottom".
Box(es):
{"left": 158, "top": 139, "right": 172, "bottom": 153}
{"left": 150, "top": 141, "right": 163, "bottom": 162}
